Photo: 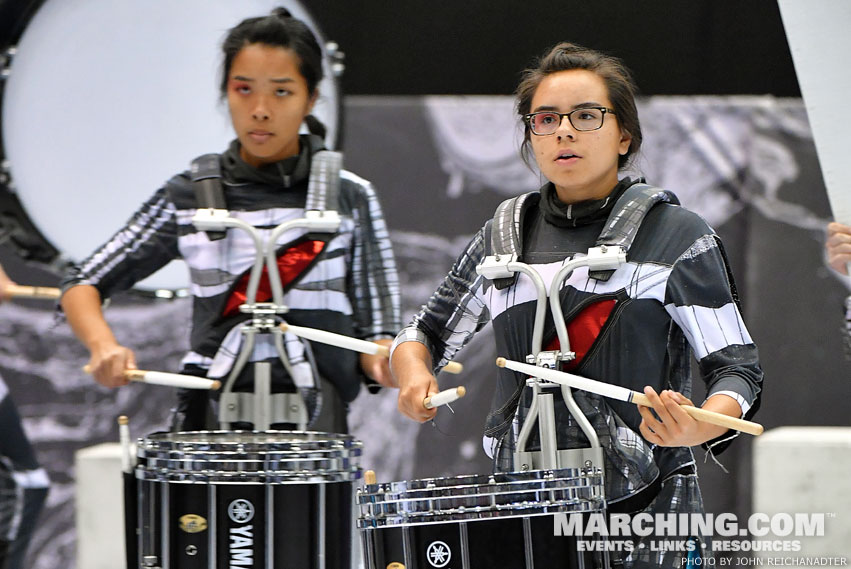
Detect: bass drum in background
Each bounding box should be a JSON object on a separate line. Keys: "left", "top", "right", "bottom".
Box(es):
{"left": 0, "top": 0, "right": 342, "bottom": 295}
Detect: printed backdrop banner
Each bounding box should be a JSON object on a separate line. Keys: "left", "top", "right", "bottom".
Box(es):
{"left": 0, "top": 95, "right": 848, "bottom": 568}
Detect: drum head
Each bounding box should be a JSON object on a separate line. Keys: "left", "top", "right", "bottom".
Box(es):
{"left": 0, "top": 0, "right": 341, "bottom": 293}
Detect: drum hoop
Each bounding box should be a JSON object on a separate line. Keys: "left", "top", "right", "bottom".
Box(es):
{"left": 358, "top": 486, "right": 604, "bottom": 511}
{"left": 138, "top": 447, "right": 363, "bottom": 464}
{"left": 137, "top": 469, "right": 362, "bottom": 484}
{"left": 142, "top": 429, "right": 359, "bottom": 441}
{"left": 358, "top": 469, "right": 603, "bottom": 500}
{"left": 360, "top": 467, "right": 594, "bottom": 490}
{"left": 138, "top": 429, "right": 362, "bottom": 454}
{"left": 360, "top": 480, "right": 602, "bottom": 503}
{"left": 138, "top": 454, "right": 362, "bottom": 474}
{"left": 357, "top": 499, "right": 607, "bottom": 528}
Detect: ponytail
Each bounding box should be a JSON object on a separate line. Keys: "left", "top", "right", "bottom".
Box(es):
{"left": 304, "top": 114, "right": 327, "bottom": 140}
{"left": 271, "top": 7, "right": 293, "bottom": 20}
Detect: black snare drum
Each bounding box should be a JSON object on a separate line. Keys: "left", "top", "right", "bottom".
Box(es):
{"left": 136, "top": 430, "right": 361, "bottom": 569}
{"left": 357, "top": 468, "right": 608, "bottom": 569}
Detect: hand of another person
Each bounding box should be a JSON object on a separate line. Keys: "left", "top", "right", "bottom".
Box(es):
{"left": 397, "top": 370, "right": 439, "bottom": 423}
{"left": 359, "top": 338, "right": 396, "bottom": 388}
{"left": 87, "top": 343, "right": 137, "bottom": 388}
{"left": 826, "top": 222, "right": 851, "bottom": 276}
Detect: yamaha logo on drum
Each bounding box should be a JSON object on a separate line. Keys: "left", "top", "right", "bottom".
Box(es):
{"left": 228, "top": 498, "right": 255, "bottom": 523}
{"left": 228, "top": 499, "right": 255, "bottom": 567}
{"left": 426, "top": 540, "right": 452, "bottom": 568}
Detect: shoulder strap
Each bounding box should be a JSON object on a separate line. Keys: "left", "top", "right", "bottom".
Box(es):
{"left": 190, "top": 153, "right": 227, "bottom": 241}
{"left": 305, "top": 150, "right": 342, "bottom": 214}
{"left": 190, "top": 150, "right": 344, "bottom": 240}
{"left": 481, "top": 191, "right": 539, "bottom": 290}
{"left": 589, "top": 183, "right": 680, "bottom": 281}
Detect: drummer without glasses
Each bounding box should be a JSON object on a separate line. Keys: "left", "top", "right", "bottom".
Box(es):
{"left": 60, "top": 8, "right": 401, "bottom": 434}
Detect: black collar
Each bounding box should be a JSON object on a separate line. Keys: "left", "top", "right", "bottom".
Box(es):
{"left": 539, "top": 177, "right": 640, "bottom": 227}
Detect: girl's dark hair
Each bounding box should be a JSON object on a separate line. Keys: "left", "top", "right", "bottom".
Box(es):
{"left": 516, "top": 42, "right": 642, "bottom": 169}
{"left": 220, "top": 7, "right": 326, "bottom": 139}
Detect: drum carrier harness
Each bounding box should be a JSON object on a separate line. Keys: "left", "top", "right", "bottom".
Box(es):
{"left": 190, "top": 150, "right": 344, "bottom": 430}
{"left": 477, "top": 182, "right": 679, "bottom": 475}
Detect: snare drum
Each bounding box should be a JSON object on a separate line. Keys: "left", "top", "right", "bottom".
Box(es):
{"left": 136, "top": 430, "right": 361, "bottom": 569}
{"left": 358, "top": 468, "right": 609, "bottom": 569}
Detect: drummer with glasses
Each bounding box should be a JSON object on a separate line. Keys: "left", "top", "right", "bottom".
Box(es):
{"left": 524, "top": 105, "right": 617, "bottom": 135}
{"left": 391, "top": 42, "right": 763, "bottom": 568}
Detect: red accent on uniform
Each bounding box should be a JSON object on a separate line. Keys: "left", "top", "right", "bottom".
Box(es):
{"left": 223, "top": 240, "right": 326, "bottom": 317}
{"left": 544, "top": 299, "right": 617, "bottom": 371}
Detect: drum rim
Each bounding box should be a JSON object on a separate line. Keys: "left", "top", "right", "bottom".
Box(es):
{"left": 137, "top": 468, "right": 363, "bottom": 484}
{"left": 357, "top": 499, "right": 607, "bottom": 528}
{"left": 137, "top": 452, "right": 363, "bottom": 473}
{"left": 358, "top": 467, "right": 601, "bottom": 495}
{"left": 139, "top": 429, "right": 363, "bottom": 452}
{"left": 358, "top": 476, "right": 603, "bottom": 502}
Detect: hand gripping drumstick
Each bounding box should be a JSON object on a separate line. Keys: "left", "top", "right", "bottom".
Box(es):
{"left": 4, "top": 284, "right": 61, "bottom": 300}
{"left": 423, "top": 386, "right": 466, "bottom": 409}
{"left": 83, "top": 365, "right": 221, "bottom": 390}
{"left": 280, "top": 322, "right": 464, "bottom": 374}
{"left": 495, "top": 357, "right": 763, "bottom": 436}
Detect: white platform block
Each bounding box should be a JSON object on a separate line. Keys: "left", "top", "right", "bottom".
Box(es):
{"left": 74, "top": 442, "right": 127, "bottom": 569}
{"left": 753, "top": 427, "right": 851, "bottom": 559}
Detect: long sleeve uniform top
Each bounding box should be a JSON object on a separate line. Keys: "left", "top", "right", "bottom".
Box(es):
{"left": 62, "top": 135, "right": 401, "bottom": 401}
{"left": 394, "top": 179, "right": 763, "bottom": 490}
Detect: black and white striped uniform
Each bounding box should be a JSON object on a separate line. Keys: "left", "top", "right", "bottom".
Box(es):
{"left": 393, "top": 178, "right": 763, "bottom": 567}
{"left": 62, "top": 135, "right": 401, "bottom": 417}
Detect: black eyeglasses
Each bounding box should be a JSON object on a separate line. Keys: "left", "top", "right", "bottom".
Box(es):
{"left": 524, "top": 107, "right": 616, "bottom": 135}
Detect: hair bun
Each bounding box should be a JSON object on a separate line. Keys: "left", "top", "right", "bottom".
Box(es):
{"left": 271, "top": 7, "right": 293, "bottom": 19}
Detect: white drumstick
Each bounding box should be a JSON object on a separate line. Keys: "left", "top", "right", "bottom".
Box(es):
{"left": 117, "top": 415, "right": 132, "bottom": 474}
{"left": 280, "top": 322, "right": 464, "bottom": 374}
{"left": 495, "top": 357, "right": 763, "bottom": 436}
{"left": 4, "top": 284, "right": 61, "bottom": 299}
{"left": 423, "top": 386, "right": 467, "bottom": 410}
{"left": 83, "top": 366, "right": 221, "bottom": 390}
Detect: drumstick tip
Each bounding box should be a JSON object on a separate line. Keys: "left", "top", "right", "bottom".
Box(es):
{"left": 210, "top": 380, "right": 222, "bottom": 391}
{"left": 456, "top": 385, "right": 466, "bottom": 398}
{"left": 279, "top": 322, "right": 289, "bottom": 332}
{"left": 364, "top": 469, "right": 377, "bottom": 485}
{"left": 495, "top": 357, "right": 506, "bottom": 368}
{"left": 117, "top": 415, "right": 129, "bottom": 426}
